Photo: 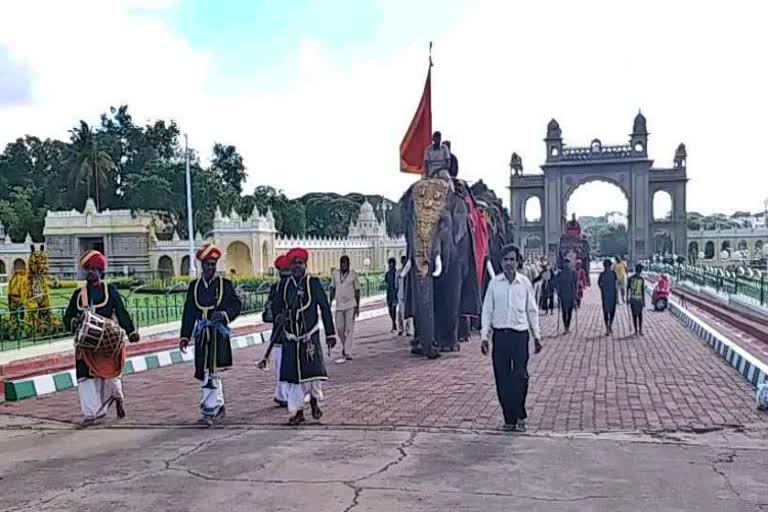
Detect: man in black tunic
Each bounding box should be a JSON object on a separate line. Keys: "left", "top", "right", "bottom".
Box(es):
{"left": 555, "top": 258, "right": 578, "bottom": 334}
{"left": 597, "top": 259, "right": 618, "bottom": 335}
{"left": 63, "top": 250, "right": 139, "bottom": 425}
{"left": 272, "top": 247, "right": 338, "bottom": 425}
{"left": 179, "top": 243, "right": 242, "bottom": 426}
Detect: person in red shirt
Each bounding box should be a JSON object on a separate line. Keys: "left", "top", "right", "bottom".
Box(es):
{"left": 575, "top": 259, "right": 588, "bottom": 308}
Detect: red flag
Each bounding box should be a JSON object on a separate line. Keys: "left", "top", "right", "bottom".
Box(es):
{"left": 399, "top": 67, "right": 432, "bottom": 174}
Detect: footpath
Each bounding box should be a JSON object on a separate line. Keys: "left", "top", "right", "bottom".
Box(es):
{"left": 1, "top": 295, "right": 387, "bottom": 401}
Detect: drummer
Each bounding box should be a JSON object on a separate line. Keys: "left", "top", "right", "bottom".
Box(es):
{"left": 63, "top": 250, "right": 140, "bottom": 426}
{"left": 179, "top": 243, "right": 242, "bottom": 426}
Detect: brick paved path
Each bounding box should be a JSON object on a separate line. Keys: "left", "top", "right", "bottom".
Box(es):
{"left": 3, "top": 285, "right": 766, "bottom": 433}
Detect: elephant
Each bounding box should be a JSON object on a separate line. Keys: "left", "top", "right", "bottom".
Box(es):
{"left": 400, "top": 178, "right": 482, "bottom": 358}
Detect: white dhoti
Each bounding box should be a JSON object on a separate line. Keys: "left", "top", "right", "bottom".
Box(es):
{"left": 78, "top": 377, "right": 124, "bottom": 419}
{"left": 285, "top": 381, "right": 323, "bottom": 414}
{"left": 200, "top": 372, "right": 224, "bottom": 418}
{"left": 272, "top": 345, "right": 288, "bottom": 402}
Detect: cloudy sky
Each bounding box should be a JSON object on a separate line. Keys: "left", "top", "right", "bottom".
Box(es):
{"left": 1, "top": 0, "right": 767, "bottom": 217}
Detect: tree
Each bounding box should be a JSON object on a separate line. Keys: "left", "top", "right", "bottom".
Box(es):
{"left": 598, "top": 225, "right": 628, "bottom": 257}
{"left": 0, "top": 187, "right": 46, "bottom": 242}
{"left": 210, "top": 143, "right": 246, "bottom": 216}
{"left": 66, "top": 121, "right": 116, "bottom": 210}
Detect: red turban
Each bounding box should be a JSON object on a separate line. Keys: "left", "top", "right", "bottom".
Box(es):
{"left": 273, "top": 255, "right": 290, "bottom": 271}
{"left": 286, "top": 247, "right": 309, "bottom": 264}
{"left": 80, "top": 250, "right": 107, "bottom": 271}
{"left": 196, "top": 243, "right": 222, "bottom": 262}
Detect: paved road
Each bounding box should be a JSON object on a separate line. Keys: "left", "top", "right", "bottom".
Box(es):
{"left": 2, "top": 285, "right": 767, "bottom": 511}
{"left": 4, "top": 286, "right": 765, "bottom": 433}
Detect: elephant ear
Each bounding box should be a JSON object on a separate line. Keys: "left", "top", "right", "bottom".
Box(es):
{"left": 452, "top": 194, "right": 469, "bottom": 245}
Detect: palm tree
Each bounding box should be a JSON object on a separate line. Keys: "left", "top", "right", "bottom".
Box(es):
{"left": 67, "top": 121, "right": 115, "bottom": 209}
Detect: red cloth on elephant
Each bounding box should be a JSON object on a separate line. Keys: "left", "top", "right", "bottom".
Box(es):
{"left": 464, "top": 194, "right": 489, "bottom": 286}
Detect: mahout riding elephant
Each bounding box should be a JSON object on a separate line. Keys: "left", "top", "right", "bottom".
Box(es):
{"left": 400, "top": 178, "right": 481, "bottom": 358}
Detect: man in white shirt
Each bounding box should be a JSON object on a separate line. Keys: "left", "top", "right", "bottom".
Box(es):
{"left": 330, "top": 255, "right": 360, "bottom": 362}
{"left": 481, "top": 244, "right": 543, "bottom": 432}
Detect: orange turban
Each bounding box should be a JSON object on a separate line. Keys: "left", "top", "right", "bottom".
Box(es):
{"left": 80, "top": 250, "right": 107, "bottom": 270}
{"left": 286, "top": 247, "right": 309, "bottom": 264}
{"left": 195, "top": 243, "right": 222, "bottom": 262}
{"left": 273, "top": 255, "right": 291, "bottom": 271}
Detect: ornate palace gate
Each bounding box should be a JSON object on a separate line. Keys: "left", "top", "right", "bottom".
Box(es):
{"left": 509, "top": 113, "right": 688, "bottom": 263}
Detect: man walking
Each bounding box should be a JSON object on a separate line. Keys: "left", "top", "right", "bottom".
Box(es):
{"left": 555, "top": 258, "right": 577, "bottom": 334}
{"left": 613, "top": 256, "right": 628, "bottom": 304}
{"left": 63, "top": 250, "right": 140, "bottom": 426}
{"left": 627, "top": 264, "right": 646, "bottom": 336}
{"left": 179, "top": 243, "right": 242, "bottom": 426}
{"left": 256, "top": 255, "right": 292, "bottom": 407}
{"left": 481, "top": 244, "right": 543, "bottom": 432}
{"left": 330, "top": 255, "right": 360, "bottom": 362}
{"left": 397, "top": 255, "right": 412, "bottom": 337}
{"left": 384, "top": 257, "right": 398, "bottom": 332}
{"left": 597, "top": 259, "right": 618, "bottom": 335}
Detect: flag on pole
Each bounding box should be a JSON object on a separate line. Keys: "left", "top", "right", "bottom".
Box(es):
{"left": 399, "top": 66, "right": 432, "bottom": 174}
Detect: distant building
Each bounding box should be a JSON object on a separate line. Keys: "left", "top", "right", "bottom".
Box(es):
{"left": 0, "top": 199, "right": 405, "bottom": 279}
{"left": 606, "top": 211, "right": 628, "bottom": 226}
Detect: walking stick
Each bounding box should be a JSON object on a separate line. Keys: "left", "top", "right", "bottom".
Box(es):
{"left": 555, "top": 293, "right": 561, "bottom": 336}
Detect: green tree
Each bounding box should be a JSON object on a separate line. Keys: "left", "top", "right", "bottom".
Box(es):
{"left": 210, "top": 143, "right": 246, "bottom": 215}
{"left": 66, "top": 121, "right": 116, "bottom": 210}
{"left": 0, "top": 187, "right": 46, "bottom": 242}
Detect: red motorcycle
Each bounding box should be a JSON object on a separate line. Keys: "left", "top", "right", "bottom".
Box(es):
{"left": 652, "top": 274, "right": 671, "bottom": 312}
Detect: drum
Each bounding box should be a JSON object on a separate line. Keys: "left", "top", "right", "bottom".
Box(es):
{"left": 75, "top": 311, "right": 126, "bottom": 355}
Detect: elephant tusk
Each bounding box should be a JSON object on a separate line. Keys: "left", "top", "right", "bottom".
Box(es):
{"left": 486, "top": 260, "right": 496, "bottom": 279}
{"left": 432, "top": 254, "right": 443, "bottom": 278}
{"left": 401, "top": 260, "right": 412, "bottom": 276}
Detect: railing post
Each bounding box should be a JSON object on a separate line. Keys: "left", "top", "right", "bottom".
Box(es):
{"left": 761, "top": 273, "right": 766, "bottom": 306}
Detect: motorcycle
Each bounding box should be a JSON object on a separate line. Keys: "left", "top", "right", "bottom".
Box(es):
{"left": 652, "top": 274, "right": 671, "bottom": 312}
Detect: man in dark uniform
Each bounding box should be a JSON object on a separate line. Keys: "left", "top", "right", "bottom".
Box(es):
{"left": 597, "top": 259, "right": 618, "bottom": 335}
{"left": 555, "top": 258, "right": 578, "bottom": 334}
{"left": 257, "top": 254, "right": 292, "bottom": 407}
{"left": 272, "top": 247, "right": 338, "bottom": 426}
{"left": 63, "top": 250, "right": 139, "bottom": 425}
{"left": 384, "top": 257, "right": 398, "bottom": 332}
{"left": 179, "top": 243, "right": 242, "bottom": 426}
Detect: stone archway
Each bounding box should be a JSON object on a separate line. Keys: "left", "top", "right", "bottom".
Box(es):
{"left": 158, "top": 255, "right": 175, "bottom": 278}
{"left": 688, "top": 241, "right": 699, "bottom": 261}
{"left": 704, "top": 241, "right": 715, "bottom": 259}
{"left": 509, "top": 114, "right": 687, "bottom": 263}
{"left": 180, "top": 256, "right": 190, "bottom": 276}
{"left": 0, "top": 259, "right": 6, "bottom": 276}
{"left": 226, "top": 241, "right": 253, "bottom": 276}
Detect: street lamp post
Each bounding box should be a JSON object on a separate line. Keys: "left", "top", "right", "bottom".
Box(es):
{"left": 184, "top": 134, "right": 196, "bottom": 277}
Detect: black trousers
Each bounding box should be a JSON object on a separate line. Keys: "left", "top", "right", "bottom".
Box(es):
{"left": 561, "top": 302, "right": 574, "bottom": 330}
{"left": 492, "top": 329, "right": 529, "bottom": 424}
{"left": 387, "top": 303, "right": 397, "bottom": 329}
{"left": 630, "top": 301, "right": 643, "bottom": 331}
{"left": 602, "top": 300, "right": 616, "bottom": 327}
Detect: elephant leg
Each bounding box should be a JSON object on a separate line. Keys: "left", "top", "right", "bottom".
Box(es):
{"left": 413, "top": 276, "right": 438, "bottom": 358}
{"left": 434, "top": 263, "right": 461, "bottom": 351}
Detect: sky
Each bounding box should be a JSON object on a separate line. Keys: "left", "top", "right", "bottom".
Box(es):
{"left": 1, "top": 0, "right": 767, "bottom": 216}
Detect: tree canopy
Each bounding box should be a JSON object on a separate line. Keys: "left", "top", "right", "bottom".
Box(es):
{"left": 0, "top": 105, "right": 402, "bottom": 242}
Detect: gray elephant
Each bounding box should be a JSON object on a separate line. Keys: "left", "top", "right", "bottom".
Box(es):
{"left": 400, "top": 178, "right": 481, "bottom": 358}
